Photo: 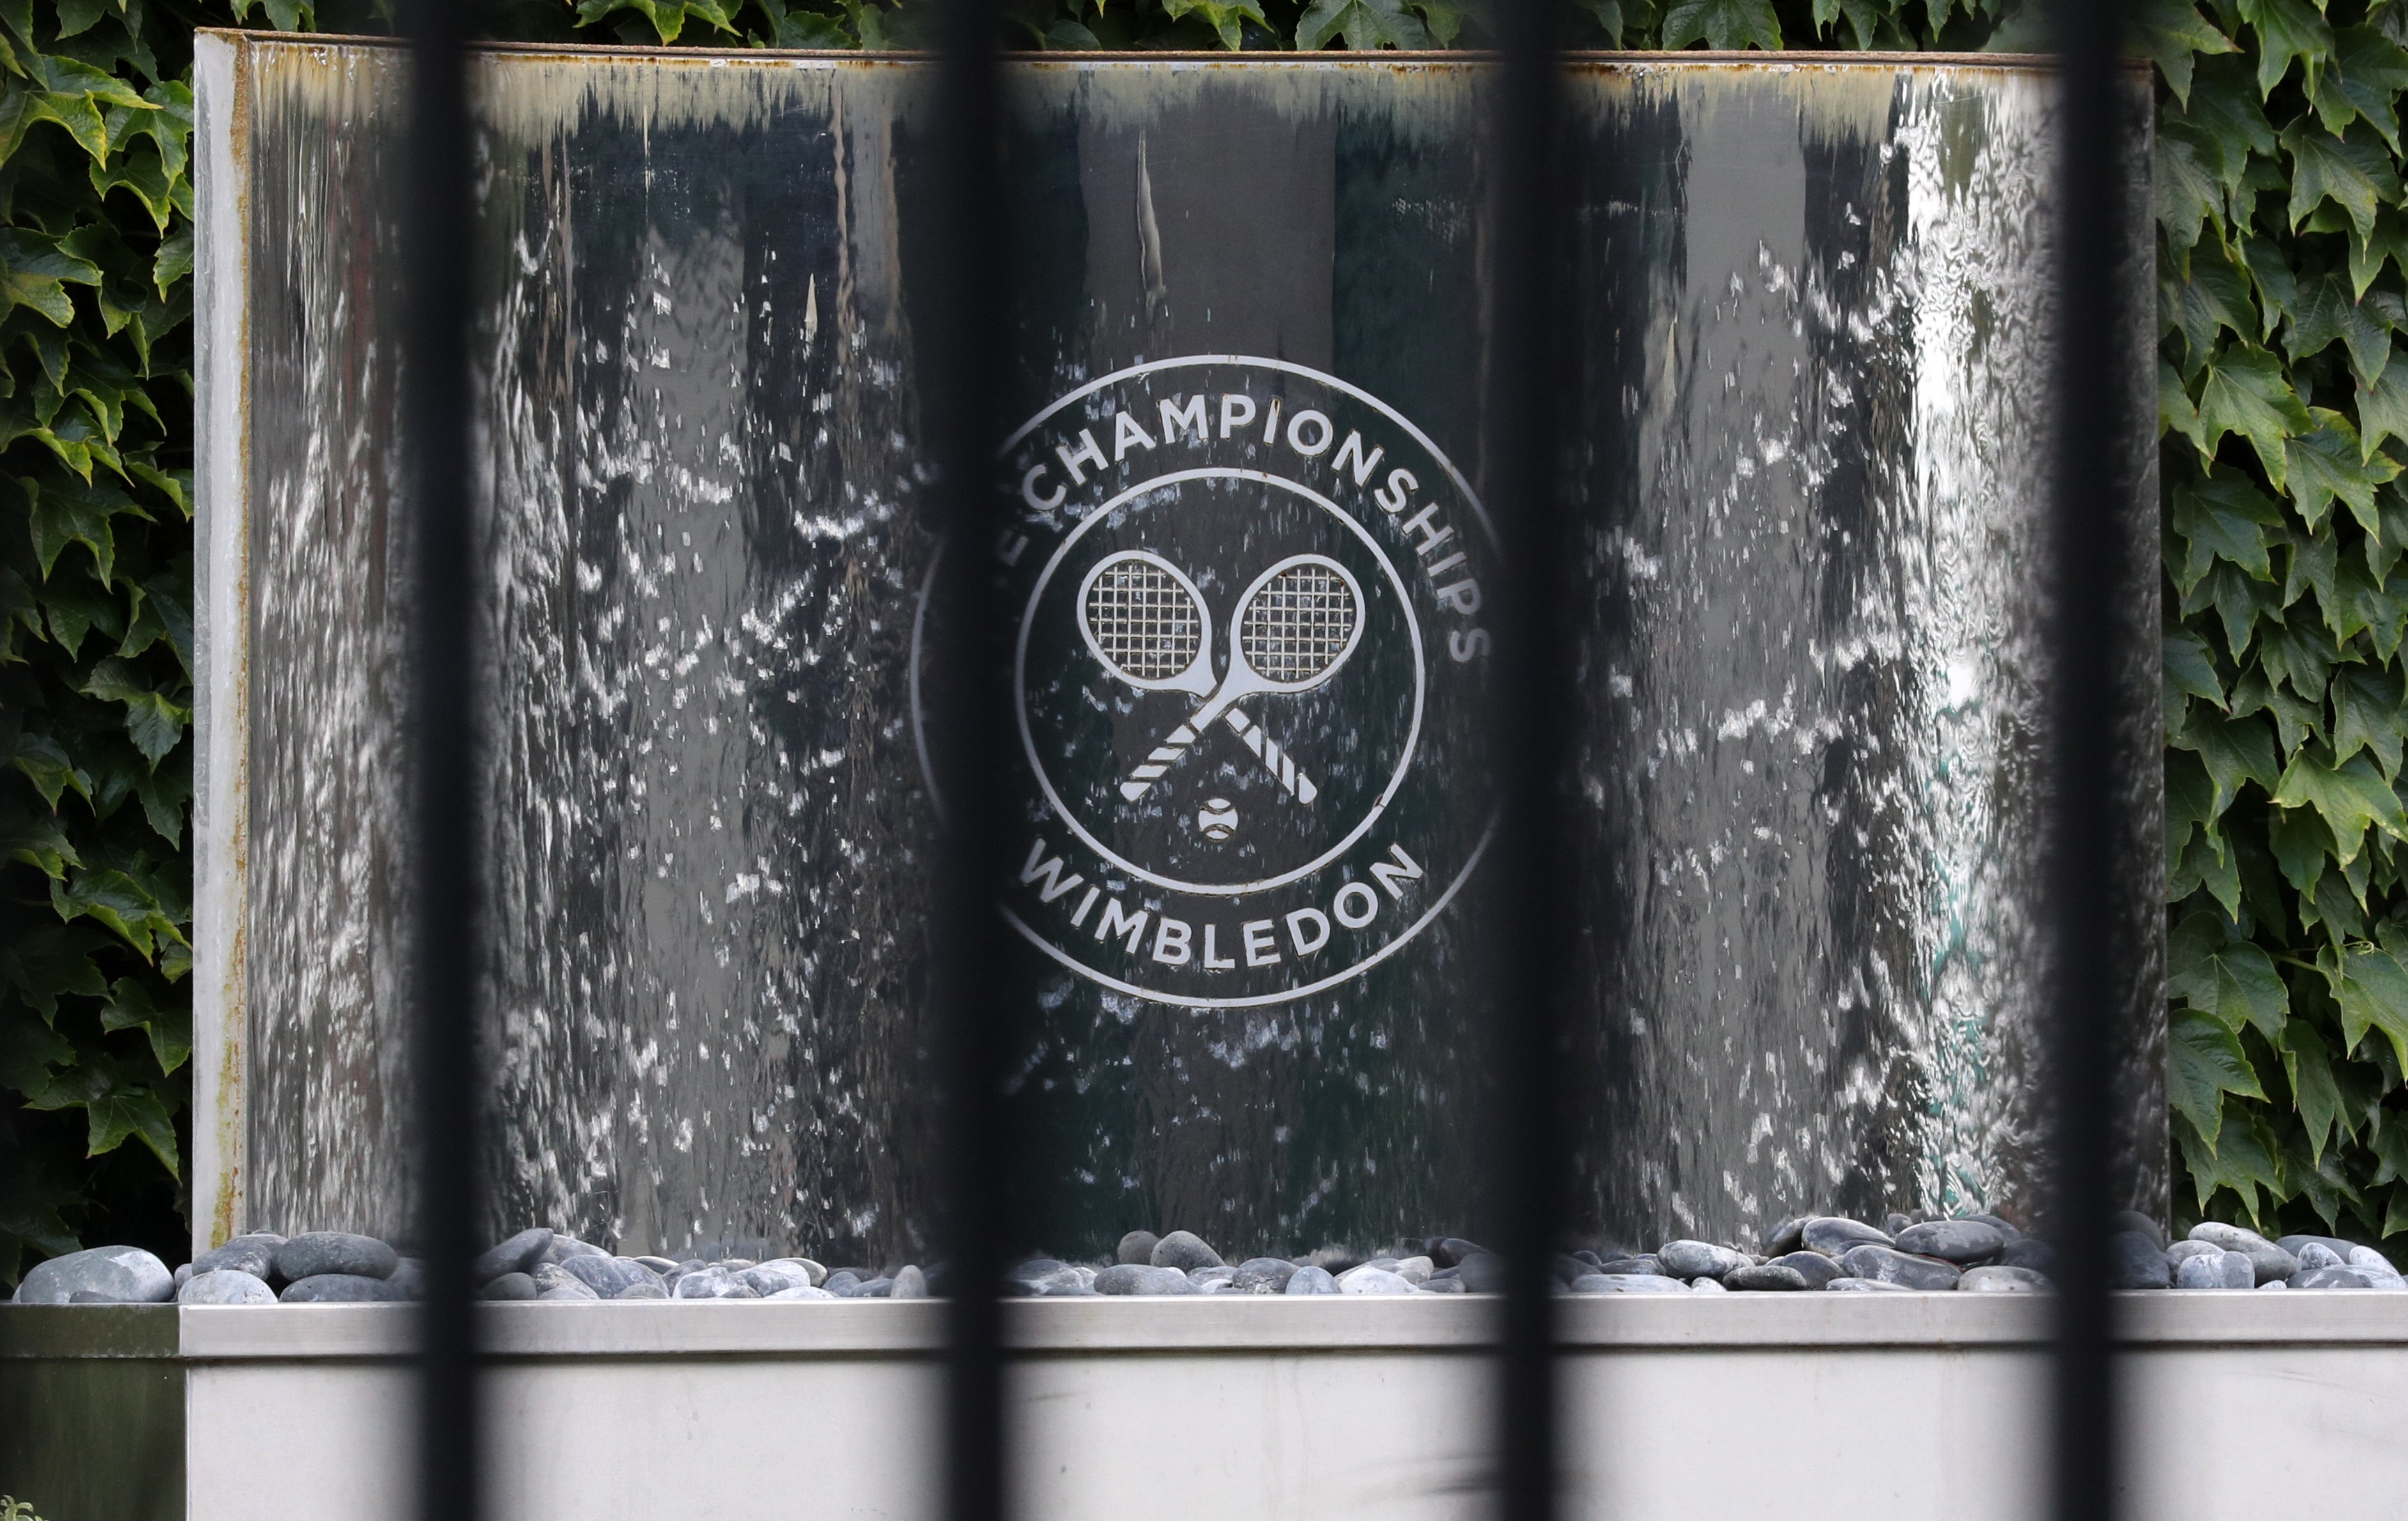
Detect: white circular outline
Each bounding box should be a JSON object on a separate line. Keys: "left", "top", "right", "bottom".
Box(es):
{"left": 1016, "top": 467, "right": 1424, "bottom": 898}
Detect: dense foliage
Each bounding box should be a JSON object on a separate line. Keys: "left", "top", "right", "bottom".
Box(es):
{"left": 3, "top": 0, "right": 2402, "bottom": 1279}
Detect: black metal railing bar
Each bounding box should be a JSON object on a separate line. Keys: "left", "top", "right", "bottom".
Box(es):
{"left": 1487, "top": 6, "right": 1577, "bottom": 1521}
{"left": 927, "top": 3, "right": 1016, "bottom": 1521}
{"left": 399, "top": 3, "right": 483, "bottom": 1521}
{"left": 2044, "top": 3, "right": 2136, "bottom": 1521}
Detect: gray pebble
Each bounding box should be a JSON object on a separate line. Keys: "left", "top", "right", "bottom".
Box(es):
{"left": 1570, "top": 1273, "right": 1690, "bottom": 1293}
{"left": 1688, "top": 1276, "right": 1728, "bottom": 1293}
{"left": 178, "top": 1269, "right": 278, "bottom": 1305}
{"left": 2000, "top": 1238, "right": 2058, "bottom": 1274}
{"left": 173, "top": 1263, "right": 194, "bottom": 1292}
{"left": 1594, "top": 1255, "right": 1665, "bottom": 1277}
{"left": 1285, "top": 1265, "right": 1340, "bottom": 1295}
{"left": 1338, "top": 1266, "right": 1417, "bottom": 1295}
{"left": 632, "top": 1255, "right": 680, "bottom": 1275}
{"left": 537, "top": 1284, "right": 601, "bottom": 1301}
{"left": 1116, "top": 1231, "right": 1161, "bottom": 1266}
{"left": 1892, "top": 1221, "right": 2005, "bottom": 1264}
{"left": 2112, "top": 1210, "right": 2167, "bottom": 1249}
{"left": 561, "top": 1256, "right": 660, "bottom": 1297}
{"left": 540, "top": 1235, "right": 608, "bottom": 1265}
{"left": 1428, "top": 1238, "right": 1483, "bottom": 1267}
{"left": 851, "top": 1276, "right": 896, "bottom": 1298}
{"left": 480, "top": 1272, "right": 538, "bottom": 1301}
{"left": 1825, "top": 1276, "right": 1911, "bottom": 1292}
{"left": 1960, "top": 1214, "right": 2024, "bottom": 1244}
{"left": 1421, "top": 1275, "right": 1467, "bottom": 1293}
{"left": 13, "top": 1246, "right": 174, "bottom": 1305}
{"left": 672, "top": 1266, "right": 759, "bottom": 1300}
{"left": 1837, "top": 1244, "right": 1962, "bottom": 1290}
{"left": 1957, "top": 1265, "right": 2051, "bottom": 1293}
{"left": 1455, "top": 1253, "right": 1507, "bottom": 1293}
{"left": 272, "top": 1233, "right": 399, "bottom": 1284}
{"left": 1231, "top": 1257, "right": 1300, "bottom": 1294}
{"left": 1391, "top": 1255, "right": 1435, "bottom": 1285}
{"left": 2290, "top": 1266, "right": 2377, "bottom": 1289}
{"left": 2165, "top": 1240, "right": 2223, "bottom": 1270}
{"left": 890, "top": 1265, "right": 928, "bottom": 1299}
{"left": 1722, "top": 1263, "right": 1812, "bottom": 1292}
{"left": 2184, "top": 1223, "right": 2297, "bottom": 1285}
{"left": 1149, "top": 1231, "right": 1224, "bottom": 1273}
{"left": 1188, "top": 1265, "right": 1237, "bottom": 1288}
{"left": 2276, "top": 1234, "right": 2362, "bottom": 1263}
{"left": 2294, "top": 1242, "right": 2345, "bottom": 1270}
{"left": 2345, "top": 1247, "right": 2405, "bottom": 1288}
{"left": 1760, "top": 1216, "right": 1809, "bottom": 1256}
{"left": 1801, "top": 1217, "right": 1894, "bottom": 1257}
{"left": 612, "top": 1281, "right": 669, "bottom": 1300}
{"left": 1658, "top": 1240, "right": 1748, "bottom": 1281}
{"left": 1095, "top": 1263, "right": 1196, "bottom": 1295}
{"left": 764, "top": 1285, "right": 838, "bottom": 1300}
{"left": 281, "top": 1272, "right": 410, "bottom": 1302}
{"left": 472, "top": 1228, "right": 554, "bottom": 1282}
{"left": 1770, "top": 1251, "right": 1845, "bottom": 1288}
{"left": 2109, "top": 1231, "right": 2171, "bottom": 1289}
{"left": 193, "top": 1233, "right": 284, "bottom": 1280}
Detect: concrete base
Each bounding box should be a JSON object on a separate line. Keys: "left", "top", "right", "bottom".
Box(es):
{"left": 6, "top": 1296, "right": 2404, "bottom": 1520}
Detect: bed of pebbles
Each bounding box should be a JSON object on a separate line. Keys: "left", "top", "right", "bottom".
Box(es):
{"left": 11, "top": 1212, "right": 2404, "bottom": 1306}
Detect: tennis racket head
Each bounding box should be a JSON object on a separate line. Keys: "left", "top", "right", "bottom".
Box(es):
{"left": 1077, "top": 549, "right": 1214, "bottom": 693}
{"left": 1231, "top": 553, "right": 1364, "bottom": 693}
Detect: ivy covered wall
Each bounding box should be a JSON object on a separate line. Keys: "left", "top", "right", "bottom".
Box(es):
{"left": 3, "top": 0, "right": 2400, "bottom": 1278}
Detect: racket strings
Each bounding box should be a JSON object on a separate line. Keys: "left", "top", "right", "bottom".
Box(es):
{"left": 1241, "top": 565, "right": 1357, "bottom": 683}
{"left": 1084, "top": 561, "right": 1203, "bottom": 681}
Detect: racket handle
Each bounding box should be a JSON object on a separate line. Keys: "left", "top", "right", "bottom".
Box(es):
{"left": 1223, "top": 709, "right": 1319, "bottom": 805}
{"left": 1119, "top": 720, "right": 1205, "bottom": 801}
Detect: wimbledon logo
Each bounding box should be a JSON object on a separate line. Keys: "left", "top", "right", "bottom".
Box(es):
{"left": 916, "top": 355, "right": 1499, "bottom": 1008}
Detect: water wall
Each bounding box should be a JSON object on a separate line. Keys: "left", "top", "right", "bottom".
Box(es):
{"left": 192, "top": 36, "right": 2161, "bottom": 1262}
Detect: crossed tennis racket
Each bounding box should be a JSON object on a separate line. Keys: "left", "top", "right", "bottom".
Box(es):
{"left": 1077, "top": 548, "right": 1365, "bottom": 805}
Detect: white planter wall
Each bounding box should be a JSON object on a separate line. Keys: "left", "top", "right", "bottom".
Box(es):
{"left": 11, "top": 1296, "right": 2405, "bottom": 1521}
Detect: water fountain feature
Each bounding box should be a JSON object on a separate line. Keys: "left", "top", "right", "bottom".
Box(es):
{"left": 192, "top": 36, "right": 2159, "bottom": 1267}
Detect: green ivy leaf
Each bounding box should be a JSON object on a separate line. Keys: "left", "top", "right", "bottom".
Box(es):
{"left": 2172, "top": 471, "right": 2285, "bottom": 592}
{"left": 2172, "top": 1005, "right": 2269, "bottom": 1143}
{"left": 2166, "top": 239, "right": 2259, "bottom": 367}
{"left": 2241, "top": 0, "right": 2336, "bottom": 98}
{"left": 2310, "top": 25, "right": 2408, "bottom": 153}
{"left": 1161, "top": 0, "right": 1269, "bottom": 47}
{"left": 0, "top": 227, "right": 102, "bottom": 327}
{"left": 0, "top": 807, "right": 81, "bottom": 881}
{"left": 2271, "top": 803, "right": 2338, "bottom": 898}
{"left": 2170, "top": 910, "right": 2291, "bottom": 1040}
{"left": 24, "top": 474, "right": 150, "bottom": 584}
{"left": 2138, "top": 0, "right": 2238, "bottom": 104}
{"left": 4, "top": 732, "right": 91, "bottom": 812}
{"left": 24, "top": 1055, "right": 179, "bottom": 1178}
{"left": 2241, "top": 235, "right": 2299, "bottom": 340}
{"left": 2157, "top": 122, "right": 2227, "bottom": 255}
{"left": 2332, "top": 665, "right": 2408, "bottom": 778}
{"left": 2285, "top": 409, "right": 2401, "bottom": 534}
{"left": 98, "top": 977, "right": 188, "bottom": 1076}
{"left": 0, "top": 1017, "right": 75, "bottom": 1100}
{"left": 2356, "top": 346, "right": 2408, "bottom": 460}
{"left": 2273, "top": 748, "right": 2408, "bottom": 862}
{"left": 79, "top": 658, "right": 187, "bottom": 766}
{"left": 2282, "top": 1019, "right": 2348, "bottom": 1162}
{"left": 2166, "top": 626, "right": 2229, "bottom": 713}
{"left": 2286, "top": 274, "right": 2396, "bottom": 385}
{"left": 0, "top": 923, "right": 109, "bottom": 1019}
{"left": 2195, "top": 344, "right": 2313, "bottom": 485}
{"left": 2320, "top": 940, "right": 2408, "bottom": 1071}
{"left": 1660, "top": 0, "right": 1781, "bottom": 49}
{"left": 2173, "top": 706, "right": 2282, "bottom": 814}
{"left": 1295, "top": 0, "right": 1432, "bottom": 48}
{"left": 2282, "top": 121, "right": 2400, "bottom": 241}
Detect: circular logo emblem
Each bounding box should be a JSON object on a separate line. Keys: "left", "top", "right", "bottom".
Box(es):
{"left": 919, "top": 357, "right": 1497, "bottom": 1008}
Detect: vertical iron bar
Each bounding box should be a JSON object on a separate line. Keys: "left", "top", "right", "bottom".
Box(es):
{"left": 2045, "top": 4, "right": 2133, "bottom": 1521}
{"left": 927, "top": 2, "right": 1012, "bottom": 1521}
{"left": 1489, "top": 5, "right": 1570, "bottom": 1521}
{"left": 399, "top": 6, "right": 481, "bottom": 1521}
